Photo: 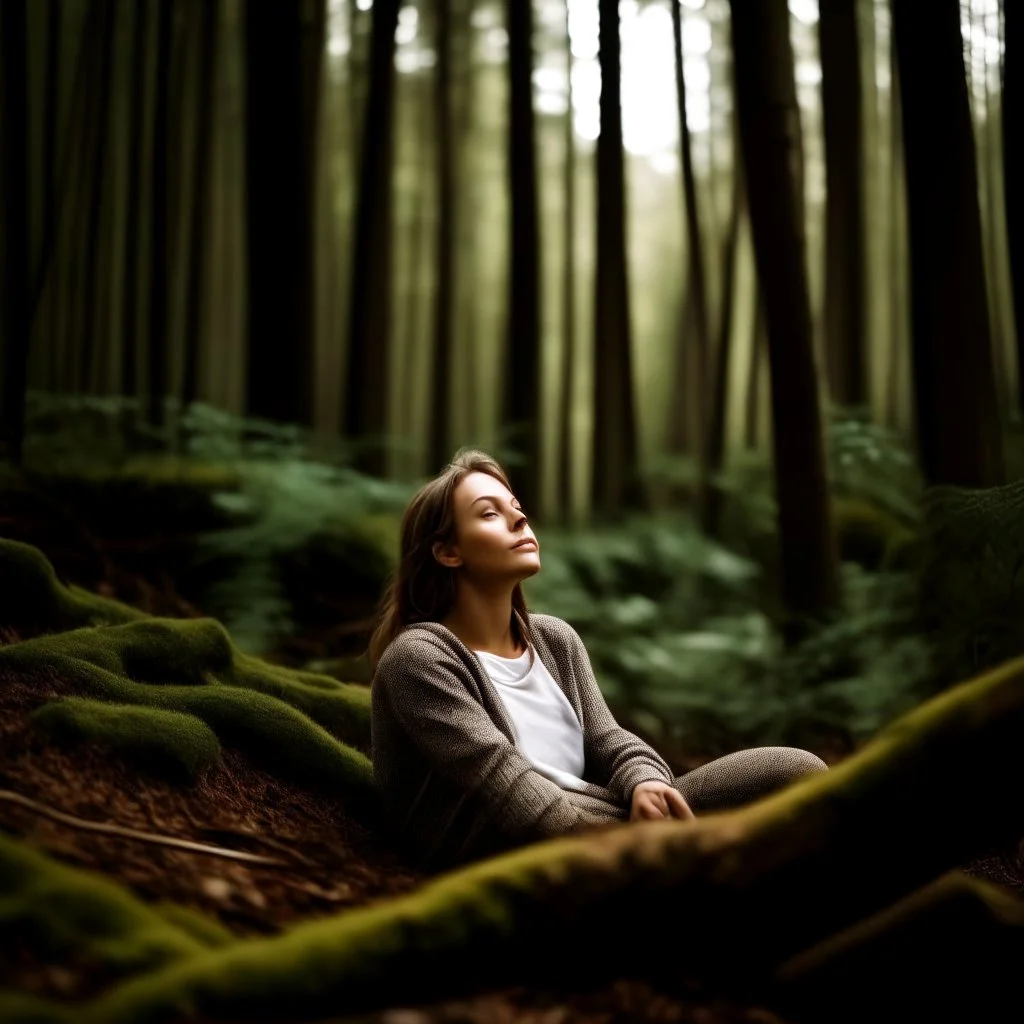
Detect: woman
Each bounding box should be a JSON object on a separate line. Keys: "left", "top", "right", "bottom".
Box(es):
{"left": 369, "top": 449, "right": 826, "bottom": 870}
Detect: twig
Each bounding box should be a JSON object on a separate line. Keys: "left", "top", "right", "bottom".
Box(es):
{"left": 0, "top": 788, "right": 294, "bottom": 869}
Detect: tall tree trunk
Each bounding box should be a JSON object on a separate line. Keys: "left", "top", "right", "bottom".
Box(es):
{"left": 730, "top": 0, "right": 840, "bottom": 624}
{"left": 120, "top": 0, "right": 150, "bottom": 412}
{"left": 0, "top": 0, "right": 29, "bottom": 464}
{"left": 887, "top": 28, "right": 907, "bottom": 432}
{"left": 893, "top": 0, "right": 1004, "bottom": 487}
{"left": 344, "top": 0, "right": 399, "bottom": 477}
{"left": 182, "top": 0, "right": 220, "bottom": 408}
{"left": 819, "top": 0, "right": 867, "bottom": 408}
{"left": 1004, "top": 0, "right": 1024, "bottom": 415}
{"left": 147, "top": 0, "right": 173, "bottom": 428}
{"left": 78, "top": 0, "right": 116, "bottom": 396}
{"left": 593, "top": 0, "right": 643, "bottom": 515}
{"left": 429, "top": 0, "right": 456, "bottom": 476}
{"left": 245, "top": 0, "right": 325, "bottom": 427}
{"left": 700, "top": 165, "right": 743, "bottom": 538}
{"left": 558, "top": 0, "right": 576, "bottom": 524}
{"left": 671, "top": 0, "right": 711, "bottom": 485}
{"left": 744, "top": 292, "right": 765, "bottom": 450}
{"left": 505, "top": 0, "right": 542, "bottom": 514}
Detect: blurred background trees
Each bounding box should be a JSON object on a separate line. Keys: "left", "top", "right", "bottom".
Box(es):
{"left": 1, "top": 0, "right": 1021, "bottom": 758}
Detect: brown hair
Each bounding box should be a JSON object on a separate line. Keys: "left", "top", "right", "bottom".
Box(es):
{"left": 367, "top": 447, "right": 533, "bottom": 673}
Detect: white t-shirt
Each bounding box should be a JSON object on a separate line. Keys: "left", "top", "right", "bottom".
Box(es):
{"left": 473, "top": 646, "right": 590, "bottom": 792}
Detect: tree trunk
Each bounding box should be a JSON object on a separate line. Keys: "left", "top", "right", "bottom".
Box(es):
{"left": 730, "top": 0, "right": 840, "bottom": 623}
{"left": 79, "top": 651, "right": 1024, "bottom": 1020}
{"left": 558, "top": 0, "right": 576, "bottom": 524}
{"left": 244, "top": 0, "right": 325, "bottom": 427}
{"left": 505, "top": 0, "right": 542, "bottom": 514}
{"left": 818, "top": 0, "right": 867, "bottom": 409}
{"left": 429, "top": 0, "right": 456, "bottom": 476}
{"left": 0, "top": 0, "right": 29, "bottom": 464}
{"left": 77, "top": 0, "right": 116, "bottom": 396}
{"left": 182, "top": 0, "right": 220, "bottom": 408}
{"left": 344, "top": 0, "right": 399, "bottom": 477}
{"left": 699, "top": 165, "right": 743, "bottom": 538}
{"left": 671, "top": 0, "right": 711, "bottom": 493}
{"left": 120, "top": 0, "right": 150, "bottom": 410}
{"left": 893, "top": 0, "right": 1004, "bottom": 488}
{"left": 744, "top": 292, "right": 765, "bottom": 450}
{"left": 1004, "top": 0, "right": 1024, "bottom": 416}
{"left": 592, "top": 0, "right": 643, "bottom": 515}
{"left": 146, "top": 0, "right": 173, "bottom": 428}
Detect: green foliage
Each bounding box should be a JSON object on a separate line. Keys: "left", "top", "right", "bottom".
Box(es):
{"left": 30, "top": 698, "right": 223, "bottom": 785}
{"left": 528, "top": 440, "right": 932, "bottom": 754}
{"left": 19, "top": 393, "right": 415, "bottom": 655}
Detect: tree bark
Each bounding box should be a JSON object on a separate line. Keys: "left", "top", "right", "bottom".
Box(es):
{"left": 344, "top": 0, "right": 399, "bottom": 476}
{"left": 429, "top": 0, "right": 456, "bottom": 476}
{"left": 893, "top": 0, "right": 1004, "bottom": 488}
{"left": 244, "top": 0, "right": 325, "bottom": 428}
{"left": 818, "top": 0, "right": 867, "bottom": 409}
{"left": 505, "top": 0, "right": 542, "bottom": 514}
{"left": 0, "top": 0, "right": 29, "bottom": 464}
{"left": 730, "top": 0, "right": 840, "bottom": 623}
{"left": 592, "top": 0, "right": 643, "bottom": 515}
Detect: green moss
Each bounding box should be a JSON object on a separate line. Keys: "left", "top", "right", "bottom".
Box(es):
{"left": 0, "top": 992, "right": 74, "bottom": 1024}
{"left": 0, "top": 538, "right": 145, "bottom": 635}
{"left": 0, "top": 833, "right": 212, "bottom": 976}
{"left": 30, "top": 698, "right": 222, "bottom": 784}
{"left": 148, "top": 901, "right": 236, "bottom": 949}
{"left": 80, "top": 839, "right": 556, "bottom": 1024}
{"left": 0, "top": 624, "right": 375, "bottom": 813}
{"left": 0, "top": 546, "right": 372, "bottom": 748}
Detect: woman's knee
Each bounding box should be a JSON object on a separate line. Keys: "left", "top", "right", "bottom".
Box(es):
{"left": 769, "top": 745, "right": 829, "bottom": 782}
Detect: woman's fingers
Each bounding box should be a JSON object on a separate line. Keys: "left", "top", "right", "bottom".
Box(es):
{"left": 665, "top": 788, "right": 695, "bottom": 820}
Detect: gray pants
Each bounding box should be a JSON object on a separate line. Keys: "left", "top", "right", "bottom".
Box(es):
{"left": 672, "top": 746, "right": 829, "bottom": 813}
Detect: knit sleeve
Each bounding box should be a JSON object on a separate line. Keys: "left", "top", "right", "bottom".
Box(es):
{"left": 562, "top": 621, "right": 674, "bottom": 801}
{"left": 376, "top": 633, "right": 604, "bottom": 843}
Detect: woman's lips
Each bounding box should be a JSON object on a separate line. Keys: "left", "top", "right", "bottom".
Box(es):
{"left": 511, "top": 539, "right": 538, "bottom": 551}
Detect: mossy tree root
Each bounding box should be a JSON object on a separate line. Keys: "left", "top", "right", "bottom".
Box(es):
{"left": 71, "top": 654, "right": 1024, "bottom": 1022}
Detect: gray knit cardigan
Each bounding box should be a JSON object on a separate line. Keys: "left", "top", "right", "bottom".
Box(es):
{"left": 371, "top": 612, "right": 674, "bottom": 869}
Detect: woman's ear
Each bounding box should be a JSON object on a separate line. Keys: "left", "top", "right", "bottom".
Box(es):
{"left": 432, "top": 539, "right": 461, "bottom": 568}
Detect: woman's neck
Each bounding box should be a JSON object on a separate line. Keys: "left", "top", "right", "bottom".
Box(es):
{"left": 442, "top": 589, "right": 522, "bottom": 657}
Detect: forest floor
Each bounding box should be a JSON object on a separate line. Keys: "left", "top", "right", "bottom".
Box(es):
{"left": 3, "top": 495, "right": 1024, "bottom": 1023}
{"left": 1, "top": 662, "right": 793, "bottom": 1024}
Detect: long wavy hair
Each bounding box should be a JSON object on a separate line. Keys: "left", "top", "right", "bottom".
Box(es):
{"left": 367, "top": 448, "right": 533, "bottom": 673}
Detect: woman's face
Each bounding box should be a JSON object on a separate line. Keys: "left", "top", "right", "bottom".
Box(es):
{"left": 433, "top": 471, "right": 540, "bottom": 583}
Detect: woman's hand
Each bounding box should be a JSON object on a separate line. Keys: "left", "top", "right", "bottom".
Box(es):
{"left": 630, "top": 780, "right": 695, "bottom": 822}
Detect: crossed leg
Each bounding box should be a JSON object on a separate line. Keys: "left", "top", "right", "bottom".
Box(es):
{"left": 673, "top": 746, "right": 828, "bottom": 813}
